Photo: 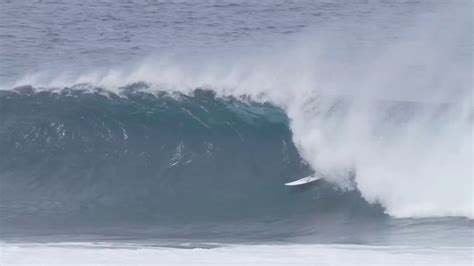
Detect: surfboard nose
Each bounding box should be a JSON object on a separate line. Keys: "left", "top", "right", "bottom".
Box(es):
{"left": 285, "top": 176, "right": 323, "bottom": 186}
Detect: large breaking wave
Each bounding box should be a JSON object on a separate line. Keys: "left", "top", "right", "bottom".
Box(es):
{"left": 0, "top": 1, "right": 472, "bottom": 240}
{"left": 0, "top": 83, "right": 471, "bottom": 226}
{"left": 1, "top": 86, "right": 392, "bottom": 241}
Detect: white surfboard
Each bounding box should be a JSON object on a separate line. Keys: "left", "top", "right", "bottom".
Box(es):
{"left": 285, "top": 176, "right": 323, "bottom": 186}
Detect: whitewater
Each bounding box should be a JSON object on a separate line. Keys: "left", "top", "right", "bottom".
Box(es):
{"left": 0, "top": 0, "right": 472, "bottom": 265}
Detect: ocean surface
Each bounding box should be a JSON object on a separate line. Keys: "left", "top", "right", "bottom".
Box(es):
{"left": 0, "top": 0, "right": 472, "bottom": 265}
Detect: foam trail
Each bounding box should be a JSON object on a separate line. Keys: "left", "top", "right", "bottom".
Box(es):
{"left": 2, "top": 243, "right": 472, "bottom": 266}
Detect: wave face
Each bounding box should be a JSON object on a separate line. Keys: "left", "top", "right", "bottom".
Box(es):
{"left": 1, "top": 85, "right": 390, "bottom": 238}
{"left": 0, "top": 86, "right": 299, "bottom": 216}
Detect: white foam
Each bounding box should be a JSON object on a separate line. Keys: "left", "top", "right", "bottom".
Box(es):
{"left": 1, "top": 242, "right": 472, "bottom": 266}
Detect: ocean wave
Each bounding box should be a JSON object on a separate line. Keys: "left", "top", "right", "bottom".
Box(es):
{"left": 1, "top": 2, "right": 472, "bottom": 224}
{"left": 2, "top": 86, "right": 389, "bottom": 233}
{"left": 1, "top": 83, "right": 471, "bottom": 229}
